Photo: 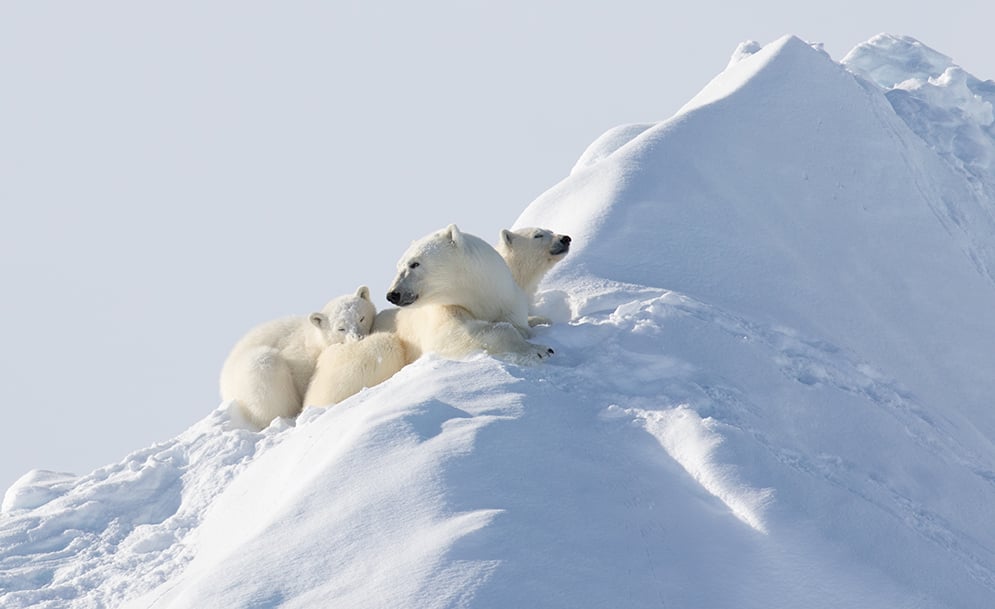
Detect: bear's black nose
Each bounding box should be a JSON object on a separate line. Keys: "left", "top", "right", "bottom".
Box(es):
{"left": 387, "top": 290, "right": 419, "bottom": 306}
{"left": 560, "top": 235, "right": 571, "bottom": 244}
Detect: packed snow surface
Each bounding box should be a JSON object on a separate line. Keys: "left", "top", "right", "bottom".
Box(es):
{"left": 3, "top": 34, "right": 995, "bottom": 609}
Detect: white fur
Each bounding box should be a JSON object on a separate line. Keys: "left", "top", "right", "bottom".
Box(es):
{"left": 386, "top": 303, "right": 552, "bottom": 363}
{"left": 383, "top": 224, "right": 551, "bottom": 361}
{"left": 304, "top": 224, "right": 566, "bottom": 408}
{"left": 386, "top": 224, "right": 530, "bottom": 331}
{"left": 496, "top": 227, "right": 571, "bottom": 325}
{"left": 303, "top": 333, "right": 407, "bottom": 407}
{"left": 219, "top": 286, "right": 376, "bottom": 429}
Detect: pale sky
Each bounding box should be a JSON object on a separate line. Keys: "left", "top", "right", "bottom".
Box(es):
{"left": 2, "top": 0, "right": 992, "bottom": 494}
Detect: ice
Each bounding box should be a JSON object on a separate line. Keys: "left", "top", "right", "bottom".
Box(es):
{"left": 842, "top": 33, "right": 956, "bottom": 89}
{"left": 843, "top": 33, "right": 995, "bottom": 195}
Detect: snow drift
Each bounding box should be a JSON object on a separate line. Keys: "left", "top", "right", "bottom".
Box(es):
{"left": 3, "top": 34, "right": 995, "bottom": 609}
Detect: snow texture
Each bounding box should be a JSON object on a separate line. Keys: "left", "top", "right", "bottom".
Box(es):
{"left": 3, "top": 33, "right": 995, "bottom": 609}
{"left": 844, "top": 34, "right": 995, "bottom": 196}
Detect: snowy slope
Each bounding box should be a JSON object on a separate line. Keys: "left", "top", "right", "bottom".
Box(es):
{"left": 4, "top": 34, "right": 995, "bottom": 609}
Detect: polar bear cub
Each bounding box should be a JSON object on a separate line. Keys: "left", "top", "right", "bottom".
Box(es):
{"left": 303, "top": 332, "right": 407, "bottom": 407}
{"left": 496, "top": 227, "right": 571, "bottom": 325}
{"left": 304, "top": 225, "right": 571, "bottom": 408}
{"left": 220, "top": 286, "right": 376, "bottom": 429}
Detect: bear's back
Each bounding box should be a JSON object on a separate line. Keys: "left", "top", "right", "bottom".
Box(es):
{"left": 230, "top": 316, "right": 307, "bottom": 354}
{"left": 457, "top": 233, "right": 529, "bottom": 329}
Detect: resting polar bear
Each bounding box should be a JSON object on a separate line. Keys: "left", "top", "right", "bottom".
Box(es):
{"left": 220, "top": 286, "right": 376, "bottom": 428}
{"left": 381, "top": 223, "right": 549, "bottom": 360}
{"left": 496, "top": 227, "right": 571, "bottom": 325}
{"left": 303, "top": 332, "right": 408, "bottom": 407}
{"left": 303, "top": 226, "right": 570, "bottom": 407}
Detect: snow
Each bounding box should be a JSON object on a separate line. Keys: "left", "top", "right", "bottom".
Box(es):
{"left": 844, "top": 33, "right": 995, "bottom": 194}
{"left": 4, "top": 33, "right": 995, "bottom": 609}
{"left": 726, "top": 40, "right": 762, "bottom": 68}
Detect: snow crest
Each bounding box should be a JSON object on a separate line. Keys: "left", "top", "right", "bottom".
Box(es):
{"left": 843, "top": 33, "right": 995, "bottom": 190}
{"left": 616, "top": 404, "right": 775, "bottom": 533}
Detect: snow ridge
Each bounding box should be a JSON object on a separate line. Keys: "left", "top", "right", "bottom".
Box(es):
{"left": 844, "top": 34, "right": 995, "bottom": 193}
{"left": 0, "top": 407, "right": 287, "bottom": 608}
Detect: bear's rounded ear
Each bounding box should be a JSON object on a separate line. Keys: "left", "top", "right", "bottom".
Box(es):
{"left": 356, "top": 285, "right": 371, "bottom": 301}
{"left": 500, "top": 229, "right": 514, "bottom": 246}
{"left": 309, "top": 312, "right": 327, "bottom": 329}
{"left": 445, "top": 223, "right": 463, "bottom": 247}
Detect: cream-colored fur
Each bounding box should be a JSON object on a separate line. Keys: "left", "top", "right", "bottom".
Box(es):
{"left": 304, "top": 225, "right": 572, "bottom": 407}
{"left": 386, "top": 224, "right": 531, "bottom": 332}
{"left": 219, "top": 286, "right": 375, "bottom": 428}
{"left": 303, "top": 333, "right": 407, "bottom": 407}
{"left": 496, "top": 227, "right": 571, "bottom": 325}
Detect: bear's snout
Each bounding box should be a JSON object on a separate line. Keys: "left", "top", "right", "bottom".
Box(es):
{"left": 387, "top": 290, "right": 419, "bottom": 307}
{"left": 550, "top": 234, "right": 571, "bottom": 256}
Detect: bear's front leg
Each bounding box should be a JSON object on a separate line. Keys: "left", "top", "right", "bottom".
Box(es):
{"left": 466, "top": 319, "right": 554, "bottom": 363}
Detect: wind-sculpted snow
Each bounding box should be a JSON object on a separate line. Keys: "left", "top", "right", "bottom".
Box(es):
{"left": 4, "top": 33, "right": 995, "bottom": 609}
{"left": 570, "top": 122, "right": 655, "bottom": 175}
{"left": 0, "top": 407, "right": 289, "bottom": 609}
{"left": 519, "top": 36, "right": 995, "bottom": 413}
{"left": 843, "top": 34, "right": 995, "bottom": 194}
{"left": 5, "top": 284, "right": 995, "bottom": 608}
{"left": 110, "top": 290, "right": 995, "bottom": 607}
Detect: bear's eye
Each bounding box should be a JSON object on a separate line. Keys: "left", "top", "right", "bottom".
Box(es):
{"left": 533, "top": 233, "right": 543, "bottom": 239}
{"left": 338, "top": 327, "right": 346, "bottom": 332}
{"left": 359, "top": 316, "right": 365, "bottom": 323}
{"left": 409, "top": 261, "right": 420, "bottom": 269}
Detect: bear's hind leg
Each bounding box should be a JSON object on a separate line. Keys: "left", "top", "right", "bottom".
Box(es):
{"left": 225, "top": 346, "right": 302, "bottom": 429}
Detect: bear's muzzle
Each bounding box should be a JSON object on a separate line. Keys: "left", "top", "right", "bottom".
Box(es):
{"left": 386, "top": 290, "right": 419, "bottom": 307}
{"left": 550, "top": 235, "right": 571, "bottom": 256}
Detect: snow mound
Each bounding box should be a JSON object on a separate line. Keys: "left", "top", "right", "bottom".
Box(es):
{"left": 2, "top": 470, "right": 77, "bottom": 513}
{"left": 726, "top": 39, "right": 762, "bottom": 68}
{"left": 4, "top": 33, "right": 995, "bottom": 609}
{"left": 0, "top": 405, "right": 288, "bottom": 608}
{"left": 570, "top": 122, "right": 655, "bottom": 174}
{"left": 842, "top": 33, "right": 956, "bottom": 89}
{"left": 843, "top": 33, "right": 995, "bottom": 190}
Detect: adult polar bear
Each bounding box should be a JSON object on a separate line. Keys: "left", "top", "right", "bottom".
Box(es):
{"left": 381, "top": 223, "right": 553, "bottom": 362}
{"left": 220, "top": 286, "right": 376, "bottom": 429}
{"left": 303, "top": 225, "right": 570, "bottom": 407}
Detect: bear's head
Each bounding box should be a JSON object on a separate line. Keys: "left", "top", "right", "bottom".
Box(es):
{"left": 386, "top": 224, "right": 484, "bottom": 307}
{"left": 309, "top": 285, "right": 376, "bottom": 345}
{"left": 497, "top": 227, "right": 571, "bottom": 295}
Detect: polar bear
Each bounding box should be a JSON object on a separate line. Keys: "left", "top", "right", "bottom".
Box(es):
{"left": 496, "top": 227, "right": 571, "bottom": 325}
{"left": 303, "top": 332, "right": 407, "bottom": 407}
{"left": 385, "top": 223, "right": 531, "bottom": 331}
{"left": 383, "top": 223, "right": 551, "bottom": 362}
{"left": 304, "top": 225, "right": 570, "bottom": 407}
{"left": 220, "top": 286, "right": 376, "bottom": 429}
